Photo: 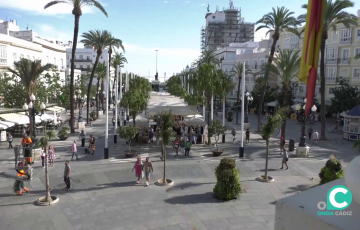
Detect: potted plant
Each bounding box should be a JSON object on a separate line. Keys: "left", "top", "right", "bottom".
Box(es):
{"left": 213, "top": 158, "right": 241, "bottom": 200}
{"left": 118, "top": 126, "right": 138, "bottom": 158}
{"left": 208, "top": 120, "right": 227, "bottom": 156}
{"left": 319, "top": 155, "right": 344, "bottom": 184}
{"left": 57, "top": 127, "right": 70, "bottom": 140}
{"left": 226, "top": 111, "right": 233, "bottom": 122}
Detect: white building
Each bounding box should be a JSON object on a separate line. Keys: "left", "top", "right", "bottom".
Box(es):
{"left": 66, "top": 47, "right": 109, "bottom": 74}
{"left": 0, "top": 19, "right": 67, "bottom": 83}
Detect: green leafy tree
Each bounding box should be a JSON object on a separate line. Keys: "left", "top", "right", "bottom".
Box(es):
{"left": 34, "top": 130, "right": 56, "bottom": 203}
{"left": 300, "top": 0, "right": 358, "bottom": 140}
{"left": 213, "top": 158, "right": 241, "bottom": 201}
{"left": 255, "top": 6, "right": 299, "bottom": 132}
{"left": 230, "top": 63, "right": 244, "bottom": 124}
{"left": 6, "top": 59, "right": 54, "bottom": 138}
{"left": 119, "top": 126, "right": 138, "bottom": 152}
{"left": 330, "top": 79, "right": 360, "bottom": 113}
{"left": 261, "top": 108, "right": 286, "bottom": 180}
{"left": 44, "top": 0, "right": 108, "bottom": 133}
{"left": 155, "top": 110, "right": 176, "bottom": 184}
{"left": 208, "top": 119, "right": 227, "bottom": 149}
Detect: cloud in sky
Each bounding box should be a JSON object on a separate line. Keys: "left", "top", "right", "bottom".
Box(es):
{"left": 35, "top": 24, "right": 74, "bottom": 44}
{"left": 0, "top": 0, "right": 95, "bottom": 15}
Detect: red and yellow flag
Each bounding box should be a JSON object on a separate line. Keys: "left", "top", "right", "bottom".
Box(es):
{"left": 299, "top": 0, "right": 325, "bottom": 116}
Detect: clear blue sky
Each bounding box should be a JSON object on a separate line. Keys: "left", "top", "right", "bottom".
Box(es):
{"left": 0, "top": 0, "right": 358, "bottom": 81}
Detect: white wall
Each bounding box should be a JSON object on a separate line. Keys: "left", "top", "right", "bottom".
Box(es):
{"left": 206, "top": 12, "right": 226, "bottom": 26}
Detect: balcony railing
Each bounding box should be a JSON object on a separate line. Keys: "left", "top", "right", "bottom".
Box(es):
{"left": 325, "top": 58, "right": 338, "bottom": 64}
{"left": 79, "top": 67, "right": 91, "bottom": 71}
{"left": 340, "top": 58, "right": 350, "bottom": 64}
{"left": 70, "top": 59, "right": 92, "bottom": 62}
{"left": 340, "top": 37, "right": 351, "bottom": 44}
{"left": 0, "top": 59, "right": 7, "bottom": 65}
{"left": 325, "top": 76, "right": 336, "bottom": 82}
{"left": 289, "top": 43, "right": 299, "bottom": 49}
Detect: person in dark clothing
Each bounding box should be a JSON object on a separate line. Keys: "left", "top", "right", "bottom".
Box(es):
{"left": 79, "top": 130, "right": 86, "bottom": 147}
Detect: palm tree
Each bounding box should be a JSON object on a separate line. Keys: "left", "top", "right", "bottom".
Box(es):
{"left": 255, "top": 6, "right": 299, "bottom": 132}
{"left": 111, "top": 52, "right": 127, "bottom": 95}
{"left": 80, "top": 30, "right": 113, "bottom": 124}
{"left": 155, "top": 110, "right": 175, "bottom": 184}
{"left": 35, "top": 130, "right": 56, "bottom": 203}
{"left": 6, "top": 59, "right": 54, "bottom": 138}
{"left": 107, "top": 34, "right": 125, "bottom": 107}
{"left": 44, "top": 0, "right": 107, "bottom": 133}
{"left": 270, "top": 49, "right": 301, "bottom": 147}
{"left": 231, "top": 63, "right": 244, "bottom": 124}
{"left": 216, "top": 70, "right": 234, "bottom": 126}
{"left": 301, "top": 0, "right": 357, "bottom": 140}
{"left": 261, "top": 108, "right": 286, "bottom": 181}
{"left": 94, "top": 62, "right": 106, "bottom": 116}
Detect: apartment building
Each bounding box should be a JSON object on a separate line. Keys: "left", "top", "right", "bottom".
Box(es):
{"left": 277, "top": 10, "right": 360, "bottom": 106}
{"left": 66, "top": 48, "right": 109, "bottom": 74}
{"left": 0, "top": 19, "right": 67, "bottom": 83}
{"left": 200, "top": 2, "right": 254, "bottom": 52}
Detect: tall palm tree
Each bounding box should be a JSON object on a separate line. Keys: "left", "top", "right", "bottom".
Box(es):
{"left": 216, "top": 70, "right": 235, "bottom": 126}
{"left": 44, "top": 0, "right": 107, "bottom": 133}
{"left": 231, "top": 63, "right": 244, "bottom": 124}
{"left": 80, "top": 30, "right": 113, "bottom": 124}
{"left": 6, "top": 59, "right": 54, "bottom": 138}
{"left": 94, "top": 62, "right": 106, "bottom": 116}
{"left": 111, "top": 52, "right": 127, "bottom": 95}
{"left": 255, "top": 6, "right": 299, "bottom": 132}
{"left": 270, "top": 49, "right": 301, "bottom": 147}
{"left": 107, "top": 34, "right": 125, "bottom": 107}
{"left": 300, "top": 0, "right": 357, "bottom": 140}
{"left": 261, "top": 108, "right": 286, "bottom": 181}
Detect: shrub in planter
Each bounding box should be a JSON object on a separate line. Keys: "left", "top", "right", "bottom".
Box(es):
{"left": 118, "top": 126, "right": 138, "bottom": 157}
{"left": 319, "top": 155, "right": 344, "bottom": 184}
{"left": 90, "top": 111, "right": 96, "bottom": 120}
{"left": 208, "top": 120, "right": 227, "bottom": 154}
{"left": 57, "top": 127, "right": 70, "bottom": 140}
{"left": 213, "top": 158, "right": 241, "bottom": 200}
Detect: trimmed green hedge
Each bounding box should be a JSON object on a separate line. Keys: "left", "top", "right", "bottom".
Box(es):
{"left": 319, "top": 156, "right": 344, "bottom": 184}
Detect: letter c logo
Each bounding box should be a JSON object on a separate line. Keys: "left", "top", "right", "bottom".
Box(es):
{"left": 329, "top": 187, "right": 348, "bottom": 209}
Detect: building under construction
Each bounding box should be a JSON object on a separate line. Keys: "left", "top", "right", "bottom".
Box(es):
{"left": 200, "top": 2, "right": 254, "bottom": 52}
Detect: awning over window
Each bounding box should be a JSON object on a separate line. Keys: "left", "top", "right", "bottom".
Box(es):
{"left": 0, "top": 121, "right": 16, "bottom": 129}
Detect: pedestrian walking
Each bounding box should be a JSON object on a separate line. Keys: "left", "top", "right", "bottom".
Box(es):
{"left": 143, "top": 157, "right": 153, "bottom": 186}
{"left": 79, "top": 130, "right": 86, "bottom": 147}
{"left": 231, "top": 128, "right": 236, "bottom": 143}
{"left": 312, "top": 130, "right": 319, "bottom": 145}
{"left": 308, "top": 126, "right": 313, "bottom": 140}
{"left": 112, "top": 117, "right": 115, "bottom": 127}
{"left": 245, "top": 128, "right": 250, "bottom": 144}
{"left": 112, "top": 107, "right": 115, "bottom": 116}
{"left": 280, "top": 148, "right": 289, "bottom": 170}
{"left": 132, "top": 156, "right": 143, "bottom": 184}
{"left": 64, "top": 160, "right": 71, "bottom": 191}
{"left": 184, "top": 139, "right": 191, "bottom": 157}
{"left": 7, "top": 132, "right": 13, "bottom": 149}
{"left": 48, "top": 145, "right": 55, "bottom": 167}
{"left": 180, "top": 138, "right": 185, "bottom": 155}
{"left": 173, "top": 138, "right": 180, "bottom": 157}
{"left": 89, "top": 135, "right": 96, "bottom": 155}
{"left": 41, "top": 147, "right": 46, "bottom": 168}
{"left": 71, "top": 140, "right": 79, "bottom": 161}
{"left": 149, "top": 127, "right": 154, "bottom": 143}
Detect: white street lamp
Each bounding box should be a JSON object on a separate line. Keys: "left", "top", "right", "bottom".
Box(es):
{"left": 40, "top": 102, "right": 46, "bottom": 110}
{"left": 303, "top": 104, "right": 306, "bottom": 110}
{"left": 28, "top": 101, "right": 33, "bottom": 109}
{"left": 30, "top": 93, "right": 36, "bottom": 101}
{"left": 74, "top": 95, "right": 77, "bottom": 100}
{"left": 304, "top": 98, "right": 307, "bottom": 103}
{"left": 311, "top": 105, "right": 317, "bottom": 112}
{"left": 295, "top": 104, "right": 301, "bottom": 111}
{"left": 22, "top": 103, "right": 28, "bottom": 110}
{"left": 77, "top": 89, "right": 81, "bottom": 95}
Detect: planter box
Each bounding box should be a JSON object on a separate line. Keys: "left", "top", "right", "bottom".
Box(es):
{"left": 59, "top": 135, "right": 69, "bottom": 141}
{"left": 98, "top": 111, "right": 103, "bottom": 116}
{"left": 212, "top": 150, "right": 223, "bottom": 156}
{"left": 125, "top": 152, "right": 135, "bottom": 158}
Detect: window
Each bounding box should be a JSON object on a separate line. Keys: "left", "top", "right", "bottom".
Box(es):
{"left": 87, "top": 65, "right": 90, "bottom": 69}
{"left": 299, "top": 86, "right": 304, "bottom": 92}
{"left": 13, "top": 53, "right": 17, "bottom": 62}
{"left": 326, "top": 67, "right": 337, "bottom": 77}
{"left": 67, "top": 55, "right": 69, "bottom": 60}
{"left": 326, "top": 47, "right": 338, "bottom": 61}
{"left": 340, "top": 28, "right": 351, "bottom": 43}
{"left": 229, "top": 33, "right": 231, "bottom": 36}
{"left": 357, "top": 29, "right": 360, "bottom": 37}
{"left": 61, "top": 59, "right": 63, "bottom": 68}
{"left": 331, "top": 31, "right": 339, "bottom": 44}
{"left": 253, "top": 60, "right": 257, "bottom": 69}
{"left": 80, "top": 65, "right": 83, "bottom": 69}
{"left": 87, "top": 56, "right": 90, "bottom": 60}
{"left": 328, "top": 87, "right": 335, "bottom": 95}
{"left": 260, "top": 59, "right": 265, "bottom": 67}
{"left": 342, "top": 49, "right": 350, "bottom": 62}
{"left": 212, "top": 16, "right": 215, "bottom": 19}
{"left": 354, "top": 68, "right": 360, "bottom": 81}
{"left": 355, "top": 48, "right": 360, "bottom": 60}
{"left": 283, "top": 38, "right": 290, "bottom": 49}
{"left": 340, "top": 68, "right": 349, "bottom": 78}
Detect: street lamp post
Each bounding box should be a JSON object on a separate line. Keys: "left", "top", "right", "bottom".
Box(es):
{"left": 296, "top": 98, "right": 308, "bottom": 147}
{"left": 77, "top": 89, "right": 83, "bottom": 122}
{"left": 244, "top": 92, "right": 253, "bottom": 123}
{"left": 102, "top": 91, "right": 105, "bottom": 113}
{"left": 97, "top": 86, "right": 101, "bottom": 118}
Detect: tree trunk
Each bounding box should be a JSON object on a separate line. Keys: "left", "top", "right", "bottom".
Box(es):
{"left": 320, "top": 38, "right": 326, "bottom": 140}
{"left": 162, "top": 143, "right": 166, "bottom": 183}
{"left": 133, "top": 114, "right": 136, "bottom": 126}
{"left": 222, "top": 96, "right": 225, "bottom": 126}
{"left": 264, "top": 140, "right": 269, "bottom": 180}
{"left": 45, "top": 147, "right": 51, "bottom": 202}
{"left": 86, "top": 55, "right": 101, "bottom": 124}
{"left": 280, "top": 87, "right": 288, "bottom": 149}
{"left": 70, "top": 15, "right": 81, "bottom": 133}
{"left": 257, "top": 36, "right": 278, "bottom": 132}
{"left": 236, "top": 76, "right": 241, "bottom": 124}
{"left": 108, "top": 48, "right": 112, "bottom": 109}
{"left": 96, "top": 78, "right": 100, "bottom": 118}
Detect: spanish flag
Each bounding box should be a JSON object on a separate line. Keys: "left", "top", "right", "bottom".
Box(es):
{"left": 299, "top": 0, "right": 325, "bottom": 116}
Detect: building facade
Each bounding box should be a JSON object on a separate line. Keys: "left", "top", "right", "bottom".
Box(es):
{"left": 277, "top": 11, "right": 360, "bottom": 105}
{"left": 66, "top": 47, "right": 109, "bottom": 74}
{"left": 200, "top": 2, "right": 254, "bottom": 52}
{"left": 0, "top": 19, "right": 67, "bottom": 83}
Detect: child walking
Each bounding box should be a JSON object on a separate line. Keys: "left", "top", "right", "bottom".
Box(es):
{"left": 71, "top": 140, "right": 79, "bottom": 161}
{"left": 143, "top": 157, "right": 153, "bottom": 186}
{"left": 48, "top": 145, "right": 55, "bottom": 167}
{"left": 132, "top": 156, "right": 143, "bottom": 184}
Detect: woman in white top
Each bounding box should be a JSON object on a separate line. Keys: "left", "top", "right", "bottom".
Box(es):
{"left": 312, "top": 130, "right": 319, "bottom": 145}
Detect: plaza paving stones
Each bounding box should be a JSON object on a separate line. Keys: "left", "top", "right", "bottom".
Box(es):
{"left": 0, "top": 113, "right": 353, "bottom": 230}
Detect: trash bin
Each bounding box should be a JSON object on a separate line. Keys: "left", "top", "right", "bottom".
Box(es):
{"left": 289, "top": 139, "right": 295, "bottom": 152}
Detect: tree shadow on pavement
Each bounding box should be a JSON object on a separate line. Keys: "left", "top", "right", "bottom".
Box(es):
{"left": 164, "top": 192, "right": 223, "bottom": 205}
{"left": 284, "top": 184, "right": 319, "bottom": 194}
{"left": 165, "top": 182, "right": 215, "bottom": 193}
